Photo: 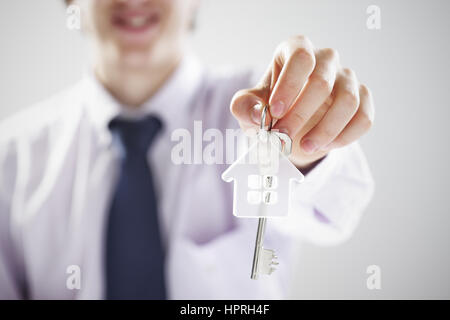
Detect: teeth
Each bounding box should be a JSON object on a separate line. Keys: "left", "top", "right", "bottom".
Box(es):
{"left": 129, "top": 17, "right": 147, "bottom": 27}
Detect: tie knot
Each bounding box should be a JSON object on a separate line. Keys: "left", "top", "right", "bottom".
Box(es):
{"left": 109, "top": 115, "right": 163, "bottom": 155}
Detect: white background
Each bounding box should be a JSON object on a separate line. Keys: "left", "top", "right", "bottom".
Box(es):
{"left": 1, "top": 0, "right": 449, "bottom": 299}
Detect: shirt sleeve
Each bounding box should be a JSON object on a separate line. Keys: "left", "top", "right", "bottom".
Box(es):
{"left": 0, "top": 139, "right": 24, "bottom": 299}
{"left": 271, "top": 142, "right": 375, "bottom": 246}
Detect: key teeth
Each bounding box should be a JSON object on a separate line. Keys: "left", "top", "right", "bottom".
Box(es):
{"left": 259, "top": 248, "right": 279, "bottom": 276}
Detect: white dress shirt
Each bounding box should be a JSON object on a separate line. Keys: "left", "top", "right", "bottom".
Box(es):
{"left": 0, "top": 55, "right": 374, "bottom": 299}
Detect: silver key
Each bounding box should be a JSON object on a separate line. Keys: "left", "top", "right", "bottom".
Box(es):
{"left": 250, "top": 105, "right": 291, "bottom": 280}
{"left": 251, "top": 217, "right": 279, "bottom": 279}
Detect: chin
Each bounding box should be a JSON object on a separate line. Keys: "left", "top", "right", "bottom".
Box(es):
{"left": 117, "top": 48, "right": 156, "bottom": 69}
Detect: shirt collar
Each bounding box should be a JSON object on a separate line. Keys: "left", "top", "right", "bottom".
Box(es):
{"left": 82, "top": 53, "right": 204, "bottom": 145}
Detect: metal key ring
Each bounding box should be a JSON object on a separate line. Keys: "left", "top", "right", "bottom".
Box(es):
{"left": 259, "top": 104, "right": 293, "bottom": 156}
{"left": 260, "top": 105, "right": 273, "bottom": 131}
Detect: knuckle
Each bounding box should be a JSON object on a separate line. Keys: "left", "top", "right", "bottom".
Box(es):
{"left": 341, "top": 67, "right": 357, "bottom": 80}
{"left": 358, "top": 84, "right": 375, "bottom": 122}
{"left": 291, "top": 47, "right": 315, "bottom": 69}
{"left": 309, "top": 73, "right": 333, "bottom": 94}
{"left": 292, "top": 111, "right": 308, "bottom": 126}
{"left": 291, "top": 34, "right": 309, "bottom": 43}
{"left": 321, "top": 47, "right": 339, "bottom": 62}
{"left": 359, "top": 84, "right": 373, "bottom": 101}
{"left": 341, "top": 89, "right": 359, "bottom": 108}
{"left": 359, "top": 110, "right": 374, "bottom": 130}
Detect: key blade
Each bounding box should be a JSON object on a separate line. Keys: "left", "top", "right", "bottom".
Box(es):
{"left": 251, "top": 218, "right": 267, "bottom": 280}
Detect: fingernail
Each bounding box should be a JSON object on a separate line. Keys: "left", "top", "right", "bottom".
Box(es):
{"left": 271, "top": 101, "right": 286, "bottom": 118}
{"left": 301, "top": 139, "right": 317, "bottom": 154}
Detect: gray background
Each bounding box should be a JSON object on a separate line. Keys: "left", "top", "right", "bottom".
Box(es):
{"left": 1, "top": 0, "right": 449, "bottom": 299}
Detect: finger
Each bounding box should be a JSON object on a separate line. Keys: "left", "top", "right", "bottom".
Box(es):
{"left": 274, "top": 48, "right": 339, "bottom": 137}
{"left": 326, "top": 84, "right": 374, "bottom": 149}
{"left": 230, "top": 89, "right": 266, "bottom": 130}
{"left": 268, "top": 36, "right": 316, "bottom": 119}
{"left": 300, "top": 68, "right": 360, "bottom": 154}
{"left": 229, "top": 64, "right": 270, "bottom": 125}
{"left": 229, "top": 61, "right": 275, "bottom": 129}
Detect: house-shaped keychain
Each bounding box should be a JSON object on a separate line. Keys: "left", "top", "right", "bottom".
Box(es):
{"left": 222, "top": 105, "right": 305, "bottom": 279}
{"left": 222, "top": 114, "right": 305, "bottom": 218}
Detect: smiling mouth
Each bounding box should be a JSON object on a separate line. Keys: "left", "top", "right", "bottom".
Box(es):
{"left": 112, "top": 11, "right": 160, "bottom": 33}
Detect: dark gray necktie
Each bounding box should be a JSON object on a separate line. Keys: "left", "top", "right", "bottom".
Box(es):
{"left": 105, "top": 115, "right": 166, "bottom": 300}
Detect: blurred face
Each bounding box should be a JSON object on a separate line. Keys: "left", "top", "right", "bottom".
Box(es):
{"left": 78, "top": 0, "right": 197, "bottom": 68}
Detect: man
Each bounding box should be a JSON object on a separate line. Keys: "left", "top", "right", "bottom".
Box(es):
{"left": 0, "top": 0, "right": 374, "bottom": 299}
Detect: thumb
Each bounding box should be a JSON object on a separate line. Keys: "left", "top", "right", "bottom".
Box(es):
{"left": 230, "top": 62, "right": 276, "bottom": 129}
{"left": 230, "top": 88, "right": 268, "bottom": 129}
